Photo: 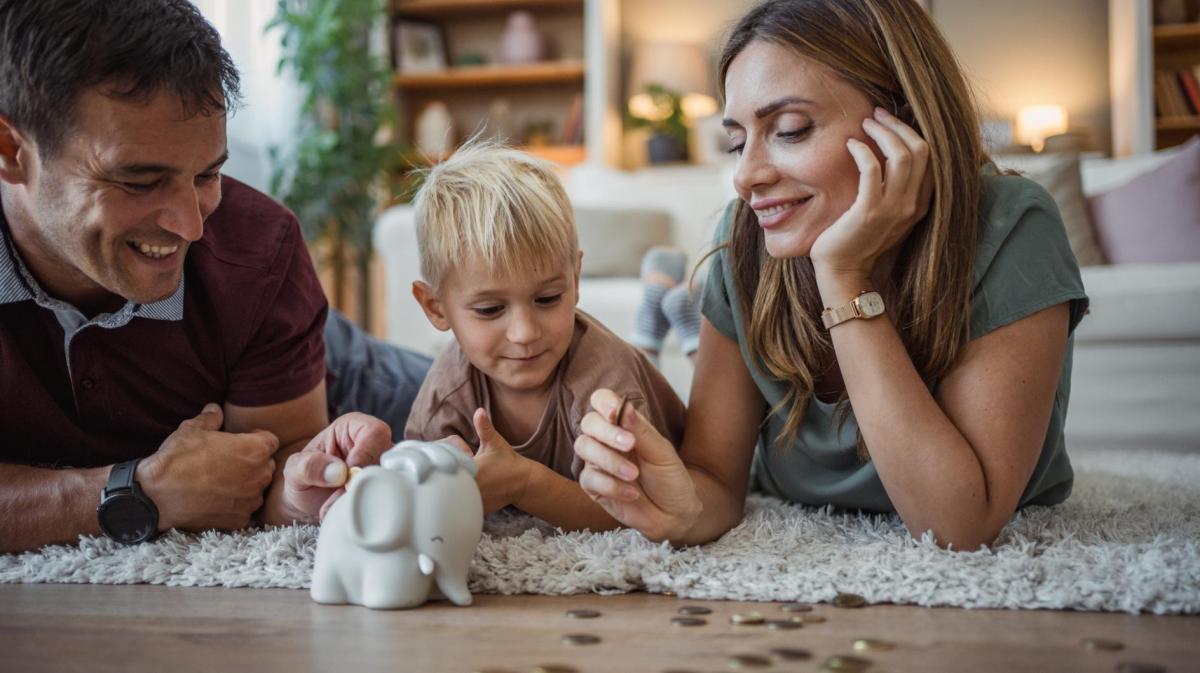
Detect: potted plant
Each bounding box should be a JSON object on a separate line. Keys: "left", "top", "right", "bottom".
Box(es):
{"left": 627, "top": 83, "right": 689, "bottom": 164}
{"left": 268, "top": 0, "right": 393, "bottom": 330}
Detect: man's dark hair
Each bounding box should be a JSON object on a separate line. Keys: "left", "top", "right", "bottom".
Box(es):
{"left": 0, "top": 0, "right": 241, "bottom": 157}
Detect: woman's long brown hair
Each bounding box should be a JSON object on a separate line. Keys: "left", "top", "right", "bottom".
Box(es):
{"left": 716, "top": 0, "right": 986, "bottom": 459}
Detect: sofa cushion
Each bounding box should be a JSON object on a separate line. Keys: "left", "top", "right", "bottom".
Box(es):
{"left": 1088, "top": 135, "right": 1200, "bottom": 264}
{"left": 574, "top": 207, "right": 671, "bottom": 278}
{"left": 992, "top": 152, "right": 1105, "bottom": 266}
{"left": 1076, "top": 261, "right": 1200, "bottom": 341}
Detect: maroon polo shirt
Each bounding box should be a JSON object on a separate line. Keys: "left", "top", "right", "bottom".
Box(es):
{"left": 0, "top": 176, "right": 328, "bottom": 468}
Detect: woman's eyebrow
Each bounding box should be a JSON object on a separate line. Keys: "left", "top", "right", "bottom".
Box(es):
{"left": 722, "top": 96, "right": 817, "bottom": 128}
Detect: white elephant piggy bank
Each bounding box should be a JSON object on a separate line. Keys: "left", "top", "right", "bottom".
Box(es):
{"left": 310, "top": 440, "right": 483, "bottom": 609}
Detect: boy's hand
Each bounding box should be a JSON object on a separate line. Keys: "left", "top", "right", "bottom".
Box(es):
{"left": 471, "top": 408, "right": 533, "bottom": 516}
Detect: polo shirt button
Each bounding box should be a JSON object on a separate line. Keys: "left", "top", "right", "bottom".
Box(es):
{"left": 80, "top": 378, "right": 95, "bottom": 390}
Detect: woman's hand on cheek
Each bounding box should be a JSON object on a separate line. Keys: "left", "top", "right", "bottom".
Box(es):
{"left": 810, "top": 107, "right": 932, "bottom": 282}
{"left": 574, "top": 389, "right": 701, "bottom": 542}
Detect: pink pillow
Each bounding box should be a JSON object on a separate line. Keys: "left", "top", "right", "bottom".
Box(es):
{"left": 1089, "top": 135, "right": 1200, "bottom": 264}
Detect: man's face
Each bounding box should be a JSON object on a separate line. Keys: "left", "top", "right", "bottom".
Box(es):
{"left": 11, "top": 87, "right": 227, "bottom": 312}
{"left": 435, "top": 257, "right": 580, "bottom": 398}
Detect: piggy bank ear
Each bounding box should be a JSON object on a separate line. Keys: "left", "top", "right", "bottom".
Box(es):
{"left": 347, "top": 467, "right": 410, "bottom": 552}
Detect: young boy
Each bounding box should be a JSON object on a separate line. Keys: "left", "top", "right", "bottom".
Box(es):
{"left": 405, "top": 142, "right": 686, "bottom": 532}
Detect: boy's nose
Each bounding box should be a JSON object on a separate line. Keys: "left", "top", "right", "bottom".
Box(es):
{"left": 507, "top": 312, "right": 541, "bottom": 344}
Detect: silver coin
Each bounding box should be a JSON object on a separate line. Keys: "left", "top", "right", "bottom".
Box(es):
{"left": 765, "top": 619, "right": 803, "bottom": 630}
{"left": 565, "top": 608, "right": 600, "bottom": 619}
{"left": 1082, "top": 638, "right": 1124, "bottom": 652}
{"left": 769, "top": 647, "right": 813, "bottom": 661}
{"left": 853, "top": 638, "right": 895, "bottom": 652}
{"left": 801, "top": 614, "right": 828, "bottom": 624}
{"left": 671, "top": 616, "right": 707, "bottom": 627}
{"left": 780, "top": 602, "right": 813, "bottom": 613}
{"left": 833, "top": 592, "right": 867, "bottom": 608}
{"left": 727, "top": 653, "right": 772, "bottom": 668}
{"left": 822, "top": 655, "right": 872, "bottom": 672}
{"left": 677, "top": 605, "right": 713, "bottom": 615}
{"left": 561, "top": 633, "right": 601, "bottom": 646}
{"left": 532, "top": 666, "right": 578, "bottom": 673}
{"left": 729, "top": 611, "right": 765, "bottom": 625}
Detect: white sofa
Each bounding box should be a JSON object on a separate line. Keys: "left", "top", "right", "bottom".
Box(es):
{"left": 374, "top": 155, "right": 1200, "bottom": 454}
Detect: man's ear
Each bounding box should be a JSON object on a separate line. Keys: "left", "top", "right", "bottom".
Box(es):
{"left": 0, "top": 114, "right": 30, "bottom": 184}
{"left": 412, "top": 280, "right": 452, "bottom": 332}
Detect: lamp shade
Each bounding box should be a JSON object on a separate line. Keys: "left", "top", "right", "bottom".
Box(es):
{"left": 1015, "top": 104, "right": 1068, "bottom": 152}
{"left": 628, "top": 41, "right": 713, "bottom": 103}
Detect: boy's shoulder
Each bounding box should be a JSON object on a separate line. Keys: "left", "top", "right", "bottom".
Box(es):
{"left": 419, "top": 338, "right": 478, "bottom": 405}
{"left": 562, "top": 310, "right": 671, "bottom": 398}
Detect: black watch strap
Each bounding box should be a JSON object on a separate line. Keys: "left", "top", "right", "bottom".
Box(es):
{"left": 105, "top": 458, "right": 139, "bottom": 495}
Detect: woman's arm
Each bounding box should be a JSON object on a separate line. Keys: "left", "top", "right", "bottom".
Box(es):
{"left": 820, "top": 270, "right": 1068, "bottom": 549}
{"left": 575, "top": 318, "right": 765, "bottom": 545}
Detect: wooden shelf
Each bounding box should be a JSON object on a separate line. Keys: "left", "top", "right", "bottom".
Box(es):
{"left": 393, "top": 0, "right": 582, "bottom": 18}
{"left": 394, "top": 61, "right": 584, "bottom": 89}
{"left": 1153, "top": 21, "right": 1200, "bottom": 49}
{"left": 1156, "top": 115, "right": 1200, "bottom": 131}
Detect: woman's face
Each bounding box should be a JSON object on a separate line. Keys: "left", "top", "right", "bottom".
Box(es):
{"left": 723, "top": 40, "right": 878, "bottom": 258}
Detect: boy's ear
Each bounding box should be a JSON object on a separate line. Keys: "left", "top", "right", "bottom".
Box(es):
{"left": 0, "top": 114, "right": 31, "bottom": 185}
{"left": 573, "top": 250, "right": 583, "bottom": 306}
{"left": 412, "top": 280, "right": 452, "bottom": 332}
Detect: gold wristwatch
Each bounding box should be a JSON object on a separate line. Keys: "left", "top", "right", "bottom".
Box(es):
{"left": 821, "top": 290, "right": 885, "bottom": 329}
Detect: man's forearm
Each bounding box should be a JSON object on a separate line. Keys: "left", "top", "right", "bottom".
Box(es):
{"left": 0, "top": 464, "right": 109, "bottom": 553}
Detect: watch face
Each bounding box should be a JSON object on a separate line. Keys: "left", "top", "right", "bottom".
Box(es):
{"left": 858, "top": 292, "right": 885, "bottom": 317}
{"left": 98, "top": 495, "right": 157, "bottom": 545}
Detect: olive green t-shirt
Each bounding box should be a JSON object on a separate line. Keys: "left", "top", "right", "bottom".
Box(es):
{"left": 699, "top": 171, "right": 1090, "bottom": 512}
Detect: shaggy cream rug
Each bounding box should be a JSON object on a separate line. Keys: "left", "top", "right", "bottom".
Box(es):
{"left": 2, "top": 449, "right": 1197, "bottom": 614}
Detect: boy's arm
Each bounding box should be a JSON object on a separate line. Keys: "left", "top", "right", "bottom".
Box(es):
{"left": 512, "top": 461, "right": 623, "bottom": 533}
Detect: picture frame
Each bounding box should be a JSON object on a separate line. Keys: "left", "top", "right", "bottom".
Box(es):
{"left": 394, "top": 20, "right": 447, "bottom": 74}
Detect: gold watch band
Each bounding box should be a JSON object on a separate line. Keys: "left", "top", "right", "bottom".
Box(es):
{"left": 821, "top": 290, "right": 881, "bottom": 330}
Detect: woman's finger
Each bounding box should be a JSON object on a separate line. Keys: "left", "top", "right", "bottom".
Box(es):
{"left": 579, "top": 463, "right": 640, "bottom": 501}
{"left": 579, "top": 410, "right": 635, "bottom": 452}
{"left": 862, "top": 116, "right": 912, "bottom": 203}
{"left": 872, "top": 107, "right": 931, "bottom": 199}
{"left": 573, "top": 431, "right": 639, "bottom": 480}
{"left": 845, "top": 137, "right": 883, "bottom": 214}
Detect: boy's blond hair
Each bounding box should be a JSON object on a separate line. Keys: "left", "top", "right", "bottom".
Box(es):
{"left": 413, "top": 140, "right": 578, "bottom": 288}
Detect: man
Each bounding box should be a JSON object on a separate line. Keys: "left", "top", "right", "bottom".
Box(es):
{"left": 0, "top": 0, "right": 422, "bottom": 553}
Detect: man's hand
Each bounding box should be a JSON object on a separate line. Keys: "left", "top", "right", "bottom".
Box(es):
{"left": 137, "top": 403, "right": 279, "bottom": 532}
{"left": 469, "top": 408, "right": 533, "bottom": 516}
{"left": 278, "top": 412, "right": 393, "bottom": 523}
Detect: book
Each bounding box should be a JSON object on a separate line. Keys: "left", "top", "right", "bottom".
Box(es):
{"left": 1155, "top": 70, "right": 1190, "bottom": 117}
{"left": 1176, "top": 69, "right": 1200, "bottom": 115}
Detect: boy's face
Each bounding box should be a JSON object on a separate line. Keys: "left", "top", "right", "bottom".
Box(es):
{"left": 416, "top": 254, "right": 581, "bottom": 396}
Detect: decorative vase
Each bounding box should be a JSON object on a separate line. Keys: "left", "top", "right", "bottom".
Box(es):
{"left": 416, "top": 101, "right": 455, "bottom": 158}
{"left": 647, "top": 133, "right": 687, "bottom": 164}
{"left": 500, "top": 11, "right": 543, "bottom": 64}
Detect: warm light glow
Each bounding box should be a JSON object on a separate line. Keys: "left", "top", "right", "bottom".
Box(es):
{"left": 681, "top": 93, "right": 718, "bottom": 119}
{"left": 628, "top": 93, "right": 672, "bottom": 122}
{"left": 1015, "top": 104, "right": 1069, "bottom": 152}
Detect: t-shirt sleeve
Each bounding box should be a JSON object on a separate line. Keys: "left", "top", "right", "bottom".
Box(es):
{"left": 970, "top": 175, "right": 1090, "bottom": 339}
{"left": 699, "top": 200, "right": 740, "bottom": 340}
{"left": 402, "top": 348, "right": 476, "bottom": 444}
{"left": 225, "top": 219, "right": 328, "bottom": 407}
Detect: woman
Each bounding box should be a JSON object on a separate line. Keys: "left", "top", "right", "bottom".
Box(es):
{"left": 573, "top": 0, "right": 1089, "bottom": 550}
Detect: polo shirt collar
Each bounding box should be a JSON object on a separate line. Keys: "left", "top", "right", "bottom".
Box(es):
{"left": 0, "top": 197, "right": 184, "bottom": 323}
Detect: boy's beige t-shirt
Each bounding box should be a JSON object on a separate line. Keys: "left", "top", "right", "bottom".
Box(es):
{"left": 404, "top": 310, "right": 686, "bottom": 479}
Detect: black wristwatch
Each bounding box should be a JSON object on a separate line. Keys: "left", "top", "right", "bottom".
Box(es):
{"left": 96, "top": 459, "right": 159, "bottom": 545}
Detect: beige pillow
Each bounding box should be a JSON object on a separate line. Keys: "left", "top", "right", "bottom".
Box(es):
{"left": 992, "top": 152, "right": 1106, "bottom": 266}
{"left": 574, "top": 207, "right": 672, "bottom": 278}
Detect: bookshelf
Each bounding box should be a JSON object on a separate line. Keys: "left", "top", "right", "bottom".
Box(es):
{"left": 389, "top": 0, "right": 589, "bottom": 167}
{"left": 1151, "top": 19, "right": 1200, "bottom": 149}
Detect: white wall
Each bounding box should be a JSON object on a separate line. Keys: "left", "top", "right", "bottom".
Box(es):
{"left": 193, "top": 0, "right": 303, "bottom": 194}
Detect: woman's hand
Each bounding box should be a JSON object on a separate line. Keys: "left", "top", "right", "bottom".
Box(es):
{"left": 809, "top": 107, "right": 933, "bottom": 283}
{"left": 574, "top": 389, "right": 702, "bottom": 541}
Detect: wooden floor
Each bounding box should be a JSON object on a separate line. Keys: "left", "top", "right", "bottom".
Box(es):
{"left": 0, "top": 584, "right": 1196, "bottom": 673}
